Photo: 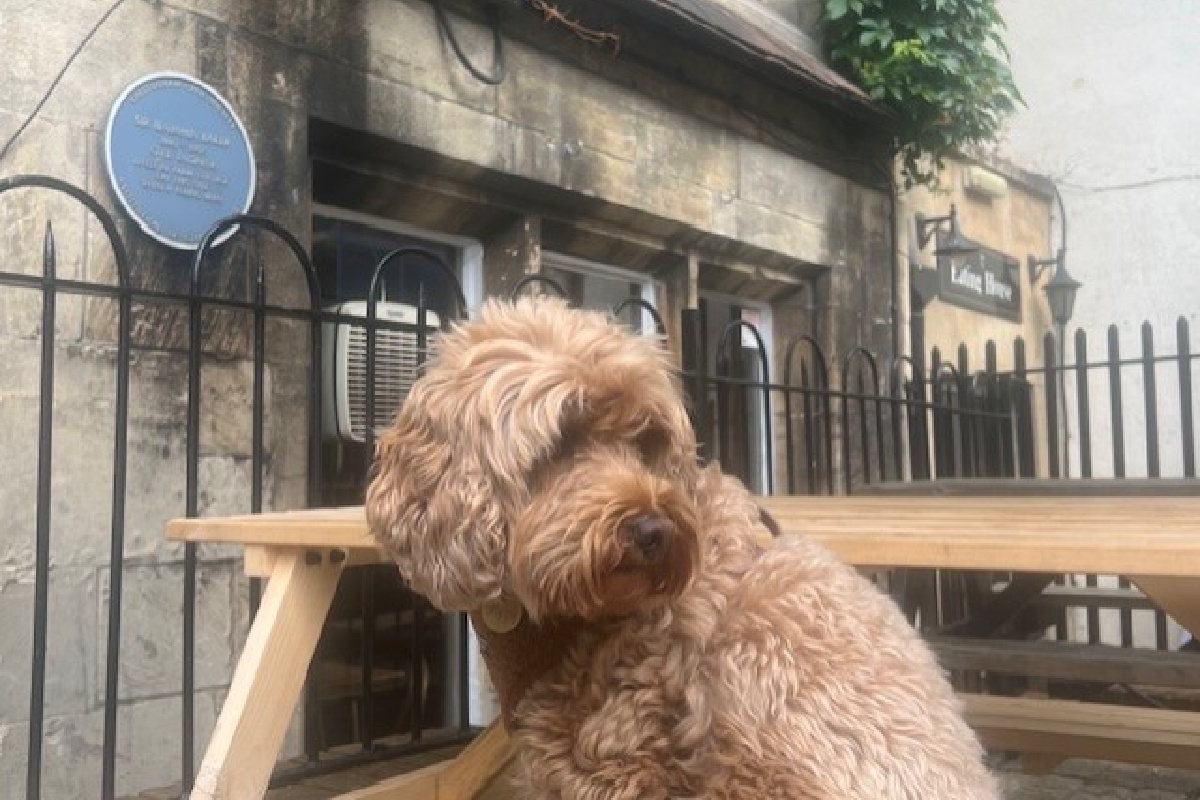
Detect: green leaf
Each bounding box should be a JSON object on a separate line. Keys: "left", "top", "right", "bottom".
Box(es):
{"left": 826, "top": 0, "right": 850, "bottom": 21}
{"left": 819, "top": 0, "right": 1020, "bottom": 187}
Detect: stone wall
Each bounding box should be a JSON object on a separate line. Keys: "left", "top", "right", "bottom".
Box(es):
{"left": 0, "top": 0, "right": 891, "bottom": 794}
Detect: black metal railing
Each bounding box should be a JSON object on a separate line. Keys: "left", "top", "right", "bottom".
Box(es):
{"left": 679, "top": 308, "right": 1023, "bottom": 496}
{"left": 5, "top": 173, "right": 1198, "bottom": 799}
{"left": 1, "top": 175, "right": 475, "bottom": 800}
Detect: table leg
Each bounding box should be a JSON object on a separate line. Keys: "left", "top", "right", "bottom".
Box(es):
{"left": 191, "top": 548, "right": 346, "bottom": 800}
{"left": 1130, "top": 576, "right": 1200, "bottom": 639}
{"left": 329, "top": 721, "right": 514, "bottom": 800}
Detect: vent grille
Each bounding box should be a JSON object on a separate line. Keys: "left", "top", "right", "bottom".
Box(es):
{"left": 344, "top": 323, "right": 437, "bottom": 441}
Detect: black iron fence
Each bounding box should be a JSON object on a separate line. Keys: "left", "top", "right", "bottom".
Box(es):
{"left": 1, "top": 175, "right": 474, "bottom": 800}
{"left": 4, "top": 174, "right": 1198, "bottom": 799}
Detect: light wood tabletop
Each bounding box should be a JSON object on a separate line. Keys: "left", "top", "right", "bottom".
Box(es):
{"left": 169, "top": 495, "right": 1200, "bottom": 578}
{"left": 168, "top": 494, "right": 1200, "bottom": 799}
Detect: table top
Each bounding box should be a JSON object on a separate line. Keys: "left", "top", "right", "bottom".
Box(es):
{"left": 167, "top": 494, "right": 1200, "bottom": 578}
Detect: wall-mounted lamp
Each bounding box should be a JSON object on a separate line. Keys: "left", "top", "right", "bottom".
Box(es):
{"left": 1026, "top": 248, "right": 1081, "bottom": 327}
{"left": 1027, "top": 249, "right": 1062, "bottom": 285}
{"left": 914, "top": 204, "right": 978, "bottom": 258}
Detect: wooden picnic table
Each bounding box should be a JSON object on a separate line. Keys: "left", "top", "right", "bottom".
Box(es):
{"left": 168, "top": 494, "right": 1200, "bottom": 799}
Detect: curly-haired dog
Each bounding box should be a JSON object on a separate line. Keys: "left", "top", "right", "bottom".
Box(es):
{"left": 366, "top": 297, "right": 999, "bottom": 800}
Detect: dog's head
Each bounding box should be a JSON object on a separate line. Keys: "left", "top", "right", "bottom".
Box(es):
{"left": 366, "top": 297, "right": 701, "bottom": 622}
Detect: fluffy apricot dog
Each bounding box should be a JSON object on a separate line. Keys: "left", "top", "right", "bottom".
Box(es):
{"left": 366, "top": 297, "right": 999, "bottom": 800}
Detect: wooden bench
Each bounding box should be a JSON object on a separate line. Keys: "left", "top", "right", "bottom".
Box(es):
{"left": 929, "top": 636, "right": 1200, "bottom": 691}
{"left": 962, "top": 694, "right": 1200, "bottom": 772}
{"left": 168, "top": 494, "right": 1200, "bottom": 798}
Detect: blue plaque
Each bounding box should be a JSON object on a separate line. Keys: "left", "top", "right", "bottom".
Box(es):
{"left": 104, "top": 72, "right": 256, "bottom": 250}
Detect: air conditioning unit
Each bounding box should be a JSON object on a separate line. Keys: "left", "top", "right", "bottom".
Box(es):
{"left": 321, "top": 301, "right": 440, "bottom": 443}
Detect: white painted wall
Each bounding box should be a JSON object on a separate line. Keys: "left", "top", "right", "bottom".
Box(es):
{"left": 995, "top": 0, "right": 1200, "bottom": 482}
{"left": 994, "top": 2, "right": 1199, "bottom": 647}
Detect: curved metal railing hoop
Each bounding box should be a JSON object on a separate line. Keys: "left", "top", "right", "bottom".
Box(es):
{"left": 509, "top": 273, "right": 567, "bottom": 301}
{"left": 839, "top": 346, "right": 881, "bottom": 394}
{"left": 782, "top": 333, "right": 830, "bottom": 389}
{"left": 888, "top": 354, "right": 926, "bottom": 397}
{"left": 611, "top": 297, "right": 667, "bottom": 337}
{"left": 191, "top": 213, "right": 320, "bottom": 309}
{"left": 368, "top": 245, "right": 469, "bottom": 323}
{"left": 0, "top": 174, "right": 132, "bottom": 287}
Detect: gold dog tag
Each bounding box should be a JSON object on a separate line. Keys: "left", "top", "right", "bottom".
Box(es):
{"left": 481, "top": 594, "right": 524, "bottom": 633}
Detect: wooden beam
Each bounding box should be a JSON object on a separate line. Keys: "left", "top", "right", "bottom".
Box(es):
{"left": 436, "top": 722, "right": 515, "bottom": 800}
{"left": 170, "top": 496, "right": 1200, "bottom": 579}
{"left": 330, "top": 762, "right": 445, "bottom": 800}
{"left": 762, "top": 496, "right": 1200, "bottom": 577}
{"left": 930, "top": 636, "right": 1200, "bottom": 689}
{"left": 1132, "top": 575, "right": 1200, "bottom": 639}
{"left": 328, "top": 723, "right": 515, "bottom": 800}
{"left": 961, "top": 694, "right": 1200, "bottom": 771}
{"left": 190, "top": 550, "right": 346, "bottom": 800}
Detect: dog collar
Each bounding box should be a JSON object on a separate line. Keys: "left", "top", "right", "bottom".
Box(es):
{"left": 470, "top": 506, "right": 780, "bottom": 728}
{"left": 469, "top": 605, "right": 582, "bottom": 730}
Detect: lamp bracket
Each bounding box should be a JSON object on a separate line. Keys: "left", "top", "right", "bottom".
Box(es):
{"left": 1027, "top": 253, "right": 1060, "bottom": 285}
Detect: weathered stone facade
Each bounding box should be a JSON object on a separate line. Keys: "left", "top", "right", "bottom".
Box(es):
{"left": 0, "top": 0, "right": 899, "bottom": 794}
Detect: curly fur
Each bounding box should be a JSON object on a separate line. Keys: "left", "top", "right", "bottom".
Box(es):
{"left": 367, "top": 297, "right": 999, "bottom": 800}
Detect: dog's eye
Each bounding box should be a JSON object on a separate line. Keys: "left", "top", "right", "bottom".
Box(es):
{"left": 635, "top": 426, "right": 672, "bottom": 463}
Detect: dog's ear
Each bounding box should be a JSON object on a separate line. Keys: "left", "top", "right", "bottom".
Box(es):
{"left": 365, "top": 387, "right": 507, "bottom": 612}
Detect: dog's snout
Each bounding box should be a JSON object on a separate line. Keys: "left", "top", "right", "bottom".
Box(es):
{"left": 625, "top": 513, "right": 675, "bottom": 562}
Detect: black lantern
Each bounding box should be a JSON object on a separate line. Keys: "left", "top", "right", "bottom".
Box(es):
{"left": 1044, "top": 258, "right": 1081, "bottom": 327}
{"left": 915, "top": 204, "right": 978, "bottom": 258}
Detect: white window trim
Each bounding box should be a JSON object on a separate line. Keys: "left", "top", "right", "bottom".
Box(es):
{"left": 315, "top": 203, "right": 492, "bottom": 724}
{"left": 312, "top": 203, "right": 485, "bottom": 314}
{"left": 541, "top": 251, "right": 659, "bottom": 333}
{"left": 700, "top": 290, "right": 775, "bottom": 491}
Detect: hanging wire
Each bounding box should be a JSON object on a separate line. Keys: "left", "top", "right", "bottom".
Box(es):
{"left": 0, "top": 0, "right": 128, "bottom": 165}
{"left": 431, "top": 0, "right": 507, "bottom": 86}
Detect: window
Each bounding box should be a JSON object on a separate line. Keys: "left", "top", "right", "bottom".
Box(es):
{"left": 312, "top": 208, "right": 483, "bottom": 317}
{"left": 308, "top": 207, "right": 484, "bottom": 749}
{"left": 540, "top": 252, "right": 659, "bottom": 336}
{"left": 699, "top": 293, "right": 775, "bottom": 493}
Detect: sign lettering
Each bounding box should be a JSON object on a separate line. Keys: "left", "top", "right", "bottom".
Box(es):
{"left": 936, "top": 233, "right": 1022, "bottom": 322}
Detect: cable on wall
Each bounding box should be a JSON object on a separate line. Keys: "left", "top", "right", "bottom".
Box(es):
{"left": 432, "top": 0, "right": 507, "bottom": 86}
{"left": 0, "top": 0, "right": 127, "bottom": 166}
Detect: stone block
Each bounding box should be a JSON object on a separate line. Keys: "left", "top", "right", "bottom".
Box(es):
{"left": 0, "top": 341, "right": 133, "bottom": 572}
{"left": 114, "top": 690, "right": 221, "bottom": 797}
{"left": 0, "top": 0, "right": 126, "bottom": 115}
{"left": 97, "top": 559, "right": 238, "bottom": 704}
{"left": 637, "top": 111, "right": 738, "bottom": 194}
{"left": 637, "top": 170, "right": 714, "bottom": 231}
{"left": 0, "top": 688, "right": 222, "bottom": 799}
{"left": 0, "top": 339, "right": 299, "bottom": 566}
{"left": 265, "top": 359, "right": 314, "bottom": 486}
{"left": 0, "top": 712, "right": 102, "bottom": 800}
{"left": 32, "top": 3, "right": 196, "bottom": 132}
{"left": 561, "top": 144, "right": 639, "bottom": 209}
{"left": 199, "top": 360, "right": 259, "bottom": 459}
{"left": 738, "top": 138, "right": 848, "bottom": 226}
{"left": 560, "top": 79, "right": 640, "bottom": 164}
{"left": 503, "top": 124, "right": 563, "bottom": 190}
{"left": 0, "top": 124, "right": 93, "bottom": 342}
{"left": 0, "top": 566, "right": 96, "bottom": 724}
{"left": 197, "top": 455, "right": 255, "bottom": 521}
{"left": 227, "top": 31, "right": 315, "bottom": 112}
{"left": 497, "top": 44, "right": 566, "bottom": 139}
{"left": 363, "top": 76, "right": 511, "bottom": 176}
{"left": 360, "top": 0, "right": 499, "bottom": 116}
{"left": 731, "top": 198, "right": 828, "bottom": 266}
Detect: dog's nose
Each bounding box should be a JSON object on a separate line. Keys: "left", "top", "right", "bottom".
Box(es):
{"left": 626, "top": 513, "right": 674, "bottom": 562}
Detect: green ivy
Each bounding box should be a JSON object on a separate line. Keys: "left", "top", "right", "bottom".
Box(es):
{"left": 821, "top": 0, "right": 1023, "bottom": 187}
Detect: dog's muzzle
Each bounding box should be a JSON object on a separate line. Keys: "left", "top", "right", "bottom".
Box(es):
{"left": 623, "top": 513, "right": 675, "bottom": 564}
